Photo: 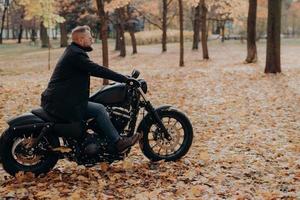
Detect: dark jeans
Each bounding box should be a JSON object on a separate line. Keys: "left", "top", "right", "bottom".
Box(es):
{"left": 86, "top": 102, "right": 120, "bottom": 143}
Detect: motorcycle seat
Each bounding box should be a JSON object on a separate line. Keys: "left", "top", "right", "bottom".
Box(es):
{"left": 31, "top": 108, "right": 68, "bottom": 123}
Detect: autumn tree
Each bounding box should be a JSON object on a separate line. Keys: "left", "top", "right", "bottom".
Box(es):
{"left": 265, "top": 0, "right": 282, "bottom": 73}
{"left": 95, "top": 0, "right": 109, "bottom": 85}
{"left": 207, "top": 0, "right": 247, "bottom": 42}
{"left": 162, "top": 0, "right": 169, "bottom": 52}
{"left": 56, "top": 0, "right": 99, "bottom": 47}
{"left": 126, "top": 5, "right": 138, "bottom": 54}
{"left": 189, "top": 0, "right": 209, "bottom": 59}
{"left": 0, "top": 0, "right": 9, "bottom": 44}
{"left": 116, "top": 7, "right": 126, "bottom": 57}
{"left": 289, "top": 1, "right": 300, "bottom": 37}
{"left": 256, "top": 0, "right": 267, "bottom": 41}
{"left": 178, "top": 0, "right": 184, "bottom": 66}
{"left": 245, "top": 0, "right": 257, "bottom": 63}
{"left": 200, "top": 0, "right": 209, "bottom": 59}
{"left": 191, "top": 3, "right": 200, "bottom": 50}
{"left": 17, "top": 6, "right": 25, "bottom": 44}
{"left": 55, "top": 0, "right": 70, "bottom": 47}
{"left": 6, "top": 4, "right": 9, "bottom": 39}
{"left": 132, "top": 0, "right": 177, "bottom": 52}
{"left": 18, "top": 0, "right": 65, "bottom": 48}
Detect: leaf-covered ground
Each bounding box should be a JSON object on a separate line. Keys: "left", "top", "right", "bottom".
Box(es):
{"left": 0, "top": 41, "right": 299, "bottom": 199}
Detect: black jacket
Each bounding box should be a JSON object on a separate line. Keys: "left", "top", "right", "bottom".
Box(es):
{"left": 41, "top": 42, "right": 128, "bottom": 122}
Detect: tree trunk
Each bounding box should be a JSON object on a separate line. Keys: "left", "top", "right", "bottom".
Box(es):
{"left": 162, "top": 0, "right": 168, "bottom": 52}
{"left": 200, "top": 0, "right": 209, "bottom": 59}
{"left": 17, "top": 11, "right": 25, "bottom": 44}
{"left": 6, "top": 8, "right": 9, "bottom": 39}
{"left": 292, "top": 14, "right": 296, "bottom": 37}
{"left": 192, "top": 4, "right": 201, "bottom": 50}
{"left": 40, "top": 21, "right": 49, "bottom": 48}
{"left": 31, "top": 17, "right": 36, "bottom": 42}
{"left": 96, "top": 0, "right": 109, "bottom": 85}
{"left": 221, "top": 23, "right": 225, "bottom": 42}
{"left": 60, "top": 22, "right": 68, "bottom": 47}
{"left": 115, "top": 26, "right": 121, "bottom": 51}
{"left": 245, "top": 0, "right": 257, "bottom": 63}
{"left": 12, "top": 25, "right": 16, "bottom": 39}
{"left": 17, "top": 24, "right": 23, "bottom": 43}
{"left": 0, "top": 7, "right": 8, "bottom": 44}
{"left": 53, "top": 26, "right": 58, "bottom": 40}
{"left": 25, "top": 28, "right": 29, "bottom": 40}
{"left": 265, "top": 0, "right": 282, "bottom": 73}
{"left": 127, "top": 4, "right": 137, "bottom": 54}
{"left": 118, "top": 8, "right": 126, "bottom": 57}
{"left": 31, "top": 28, "right": 36, "bottom": 42}
{"left": 178, "top": 0, "right": 184, "bottom": 66}
{"left": 129, "top": 31, "right": 137, "bottom": 54}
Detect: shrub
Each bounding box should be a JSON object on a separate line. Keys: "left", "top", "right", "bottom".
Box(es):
{"left": 124, "top": 29, "right": 193, "bottom": 45}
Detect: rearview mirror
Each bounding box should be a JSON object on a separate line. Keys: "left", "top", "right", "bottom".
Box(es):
{"left": 131, "top": 69, "right": 140, "bottom": 78}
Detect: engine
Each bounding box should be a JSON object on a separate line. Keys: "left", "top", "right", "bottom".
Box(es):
{"left": 78, "top": 132, "right": 108, "bottom": 165}
{"left": 109, "top": 107, "right": 131, "bottom": 133}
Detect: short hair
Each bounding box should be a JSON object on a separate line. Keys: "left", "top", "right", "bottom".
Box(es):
{"left": 71, "top": 25, "right": 91, "bottom": 41}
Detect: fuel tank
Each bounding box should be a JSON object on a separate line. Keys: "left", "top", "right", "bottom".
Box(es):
{"left": 89, "top": 83, "right": 127, "bottom": 105}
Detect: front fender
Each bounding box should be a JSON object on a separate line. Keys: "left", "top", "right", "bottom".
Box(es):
{"left": 136, "top": 105, "right": 173, "bottom": 134}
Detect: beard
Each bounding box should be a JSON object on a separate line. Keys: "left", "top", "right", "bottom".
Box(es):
{"left": 83, "top": 46, "right": 93, "bottom": 52}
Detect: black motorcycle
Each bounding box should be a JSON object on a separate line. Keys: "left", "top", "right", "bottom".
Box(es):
{"left": 0, "top": 70, "right": 193, "bottom": 177}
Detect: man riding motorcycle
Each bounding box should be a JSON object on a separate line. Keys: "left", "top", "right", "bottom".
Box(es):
{"left": 41, "top": 25, "right": 139, "bottom": 153}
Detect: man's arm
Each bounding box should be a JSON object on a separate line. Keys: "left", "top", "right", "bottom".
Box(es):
{"left": 74, "top": 52, "right": 128, "bottom": 83}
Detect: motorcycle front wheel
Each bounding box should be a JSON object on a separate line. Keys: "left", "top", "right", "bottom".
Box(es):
{"left": 0, "top": 128, "right": 60, "bottom": 177}
{"left": 139, "top": 108, "right": 193, "bottom": 161}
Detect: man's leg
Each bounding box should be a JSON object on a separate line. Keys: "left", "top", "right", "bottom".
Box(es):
{"left": 86, "top": 102, "right": 120, "bottom": 143}
{"left": 86, "top": 102, "right": 139, "bottom": 152}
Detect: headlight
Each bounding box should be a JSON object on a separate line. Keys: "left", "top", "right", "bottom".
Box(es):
{"left": 139, "top": 79, "right": 147, "bottom": 94}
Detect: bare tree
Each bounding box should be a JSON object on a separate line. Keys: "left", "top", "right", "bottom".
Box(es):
{"left": 133, "top": 0, "right": 176, "bottom": 52}
{"left": 17, "top": 8, "right": 25, "bottom": 44}
{"left": 96, "top": 0, "right": 109, "bottom": 85}
{"left": 116, "top": 7, "right": 126, "bottom": 57}
{"left": 245, "top": 0, "right": 257, "bottom": 63}
{"left": 265, "top": 0, "right": 282, "bottom": 73}
{"left": 127, "top": 5, "right": 137, "bottom": 54}
{"left": 192, "top": 3, "right": 201, "bottom": 50}
{"left": 60, "top": 22, "right": 68, "bottom": 47}
{"left": 0, "top": 4, "right": 8, "bottom": 44}
{"left": 162, "top": 0, "right": 168, "bottom": 52}
{"left": 40, "top": 21, "right": 49, "bottom": 48}
{"left": 178, "top": 0, "right": 184, "bottom": 66}
{"left": 6, "top": 6, "right": 9, "bottom": 39}
{"left": 200, "top": 0, "right": 209, "bottom": 59}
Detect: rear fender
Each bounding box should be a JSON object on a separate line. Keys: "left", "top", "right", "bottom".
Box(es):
{"left": 7, "top": 112, "right": 44, "bottom": 127}
{"left": 0, "top": 113, "right": 45, "bottom": 163}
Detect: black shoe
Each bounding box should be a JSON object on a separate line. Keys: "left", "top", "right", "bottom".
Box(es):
{"left": 116, "top": 134, "right": 140, "bottom": 152}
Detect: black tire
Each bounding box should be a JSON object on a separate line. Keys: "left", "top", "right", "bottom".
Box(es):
{"left": 139, "top": 108, "right": 193, "bottom": 161}
{"left": 0, "top": 129, "right": 60, "bottom": 177}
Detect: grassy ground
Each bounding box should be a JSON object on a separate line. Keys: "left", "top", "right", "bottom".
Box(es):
{"left": 0, "top": 40, "right": 299, "bottom": 199}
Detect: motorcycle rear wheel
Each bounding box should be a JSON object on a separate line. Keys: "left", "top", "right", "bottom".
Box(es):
{"left": 139, "top": 108, "right": 193, "bottom": 161}
{"left": 0, "top": 129, "right": 60, "bottom": 177}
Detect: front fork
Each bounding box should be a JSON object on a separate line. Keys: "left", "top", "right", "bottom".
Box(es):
{"left": 138, "top": 88, "right": 172, "bottom": 141}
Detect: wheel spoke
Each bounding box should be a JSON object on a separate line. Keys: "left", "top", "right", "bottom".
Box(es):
{"left": 167, "top": 117, "right": 171, "bottom": 125}
{"left": 170, "top": 121, "right": 179, "bottom": 129}
{"left": 150, "top": 143, "right": 158, "bottom": 149}
{"left": 157, "top": 146, "right": 162, "bottom": 155}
